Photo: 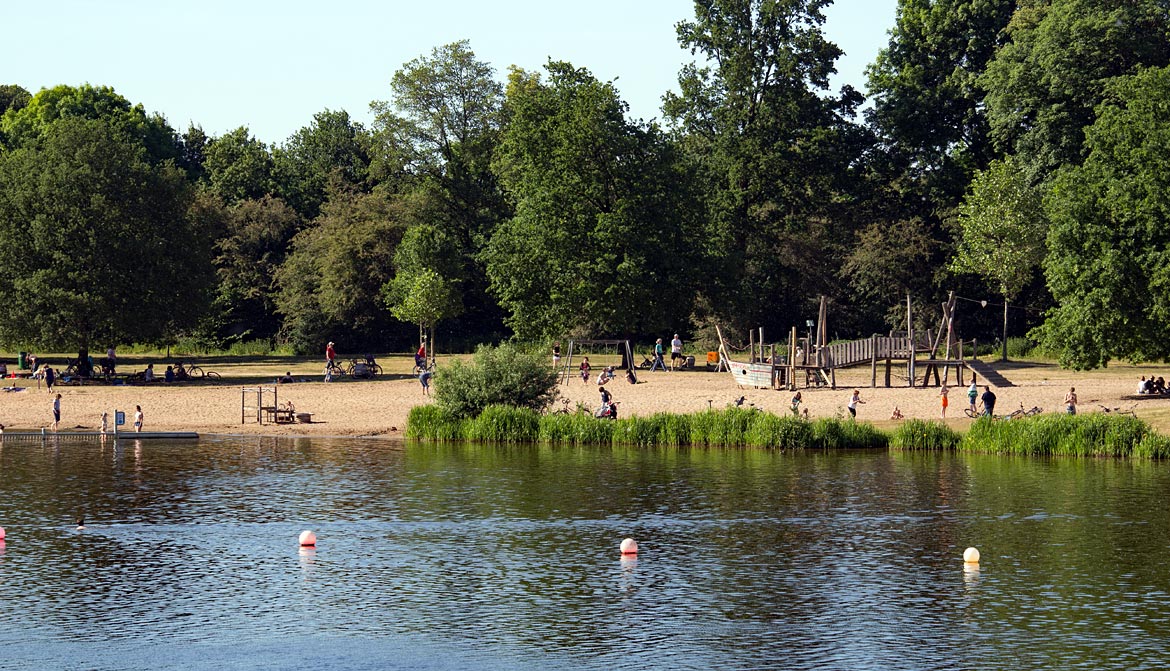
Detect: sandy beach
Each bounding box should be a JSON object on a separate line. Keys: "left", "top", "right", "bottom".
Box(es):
{"left": 4, "top": 355, "right": 1170, "bottom": 436}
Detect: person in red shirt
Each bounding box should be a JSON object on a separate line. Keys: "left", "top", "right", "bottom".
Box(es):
{"left": 415, "top": 337, "right": 427, "bottom": 369}
{"left": 325, "top": 341, "right": 336, "bottom": 367}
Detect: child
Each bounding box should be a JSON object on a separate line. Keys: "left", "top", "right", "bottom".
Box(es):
{"left": 891, "top": 406, "right": 904, "bottom": 420}
{"left": 790, "top": 391, "right": 802, "bottom": 416}
{"left": 847, "top": 390, "right": 864, "bottom": 419}
{"left": 580, "top": 357, "right": 591, "bottom": 383}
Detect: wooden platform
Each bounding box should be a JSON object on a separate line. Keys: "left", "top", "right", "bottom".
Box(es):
{"left": 0, "top": 431, "right": 198, "bottom": 441}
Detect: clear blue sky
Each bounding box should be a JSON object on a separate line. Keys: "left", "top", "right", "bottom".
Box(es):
{"left": 5, "top": 0, "right": 898, "bottom": 145}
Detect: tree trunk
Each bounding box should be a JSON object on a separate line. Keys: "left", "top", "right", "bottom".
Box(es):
{"left": 1001, "top": 298, "right": 1009, "bottom": 362}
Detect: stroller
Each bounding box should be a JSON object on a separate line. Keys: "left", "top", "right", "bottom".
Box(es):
{"left": 595, "top": 401, "right": 620, "bottom": 420}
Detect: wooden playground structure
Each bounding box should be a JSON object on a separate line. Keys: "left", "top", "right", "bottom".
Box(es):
{"left": 717, "top": 293, "right": 1004, "bottom": 391}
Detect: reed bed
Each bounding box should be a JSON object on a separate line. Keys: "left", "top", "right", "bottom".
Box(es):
{"left": 409, "top": 406, "right": 892, "bottom": 450}
{"left": 890, "top": 419, "right": 962, "bottom": 451}
{"left": 408, "top": 405, "right": 1170, "bottom": 459}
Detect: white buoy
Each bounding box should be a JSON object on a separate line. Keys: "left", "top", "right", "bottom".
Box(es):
{"left": 963, "top": 547, "right": 980, "bottom": 563}
{"left": 620, "top": 538, "right": 638, "bottom": 555}
{"left": 299, "top": 530, "right": 316, "bottom": 547}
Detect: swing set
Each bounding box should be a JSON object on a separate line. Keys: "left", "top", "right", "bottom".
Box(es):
{"left": 558, "top": 339, "right": 635, "bottom": 385}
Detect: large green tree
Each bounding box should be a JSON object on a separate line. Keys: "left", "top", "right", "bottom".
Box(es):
{"left": 981, "top": 0, "right": 1170, "bottom": 183}
{"left": 0, "top": 84, "right": 182, "bottom": 165}
{"left": 663, "top": 0, "right": 868, "bottom": 333}
{"left": 371, "top": 40, "right": 509, "bottom": 339}
{"left": 274, "top": 188, "right": 409, "bottom": 353}
{"left": 0, "top": 117, "right": 213, "bottom": 362}
{"left": 203, "top": 127, "right": 274, "bottom": 204}
{"left": 274, "top": 109, "right": 371, "bottom": 220}
{"left": 486, "top": 62, "right": 702, "bottom": 340}
{"left": 1035, "top": 65, "right": 1170, "bottom": 369}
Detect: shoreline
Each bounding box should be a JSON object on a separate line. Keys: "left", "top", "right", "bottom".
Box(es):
{"left": 3, "top": 357, "right": 1169, "bottom": 437}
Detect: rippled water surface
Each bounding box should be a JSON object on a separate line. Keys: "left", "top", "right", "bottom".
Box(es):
{"left": 1, "top": 436, "right": 1170, "bottom": 670}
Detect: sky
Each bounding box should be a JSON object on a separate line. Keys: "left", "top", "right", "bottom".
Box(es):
{"left": 4, "top": 0, "right": 899, "bottom": 145}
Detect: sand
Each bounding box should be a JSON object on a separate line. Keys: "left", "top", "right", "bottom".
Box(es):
{"left": 3, "top": 356, "right": 1170, "bottom": 436}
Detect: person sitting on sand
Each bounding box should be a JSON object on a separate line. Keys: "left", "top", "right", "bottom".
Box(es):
{"left": 1138, "top": 376, "right": 1150, "bottom": 394}
{"left": 891, "top": 406, "right": 904, "bottom": 420}
{"left": 597, "top": 366, "right": 614, "bottom": 385}
{"left": 625, "top": 368, "right": 637, "bottom": 385}
{"left": 164, "top": 365, "right": 175, "bottom": 383}
{"left": 279, "top": 371, "right": 295, "bottom": 384}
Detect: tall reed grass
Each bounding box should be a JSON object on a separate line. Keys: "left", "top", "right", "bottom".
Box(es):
{"left": 407, "top": 406, "right": 895, "bottom": 451}
{"left": 890, "top": 419, "right": 962, "bottom": 451}
{"left": 960, "top": 413, "right": 1153, "bottom": 457}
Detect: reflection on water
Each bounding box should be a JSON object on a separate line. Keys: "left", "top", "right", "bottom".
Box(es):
{"left": 0, "top": 437, "right": 1169, "bottom": 669}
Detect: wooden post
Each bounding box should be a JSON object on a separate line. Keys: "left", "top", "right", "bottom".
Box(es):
{"left": 1002, "top": 298, "right": 1009, "bottom": 362}
{"left": 870, "top": 334, "right": 877, "bottom": 388}
{"left": 907, "top": 294, "right": 916, "bottom": 388}
{"left": 790, "top": 327, "right": 797, "bottom": 391}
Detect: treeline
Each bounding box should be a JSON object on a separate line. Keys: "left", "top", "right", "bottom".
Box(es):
{"left": 2, "top": 0, "right": 1170, "bottom": 370}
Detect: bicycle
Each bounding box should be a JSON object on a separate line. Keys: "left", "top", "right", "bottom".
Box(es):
{"left": 412, "top": 356, "right": 436, "bottom": 376}
{"left": 345, "top": 357, "right": 383, "bottom": 379}
{"left": 325, "top": 359, "right": 346, "bottom": 379}
{"left": 174, "top": 361, "right": 221, "bottom": 381}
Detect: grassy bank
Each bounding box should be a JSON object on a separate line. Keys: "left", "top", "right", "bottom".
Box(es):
{"left": 409, "top": 406, "right": 1170, "bottom": 458}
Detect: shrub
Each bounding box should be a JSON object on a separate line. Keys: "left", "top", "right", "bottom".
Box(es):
{"left": 434, "top": 342, "right": 559, "bottom": 418}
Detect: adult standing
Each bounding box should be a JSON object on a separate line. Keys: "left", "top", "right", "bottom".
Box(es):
{"left": 670, "top": 334, "right": 683, "bottom": 370}
{"left": 981, "top": 386, "right": 997, "bottom": 418}
{"left": 1065, "top": 387, "right": 1078, "bottom": 415}
{"left": 650, "top": 338, "right": 668, "bottom": 372}
{"left": 326, "top": 341, "right": 337, "bottom": 369}
{"left": 106, "top": 346, "right": 117, "bottom": 373}
{"left": 552, "top": 342, "right": 562, "bottom": 368}
{"left": 44, "top": 365, "right": 55, "bottom": 392}
{"left": 51, "top": 393, "right": 61, "bottom": 431}
{"left": 967, "top": 380, "right": 979, "bottom": 415}
{"left": 940, "top": 384, "right": 950, "bottom": 419}
{"left": 133, "top": 405, "right": 144, "bottom": 432}
{"left": 847, "top": 389, "right": 864, "bottom": 419}
{"left": 415, "top": 337, "right": 427, "bottom": 370}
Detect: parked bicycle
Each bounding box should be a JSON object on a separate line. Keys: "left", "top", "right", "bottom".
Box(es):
{"left": 412, "top": 356, "right": 436, "bottom": 376}
{"left": 173, "top": 361, "right": 221, "bottom": 381}
{"left": 346, "top": 356, "right": 383, "bottom": 379}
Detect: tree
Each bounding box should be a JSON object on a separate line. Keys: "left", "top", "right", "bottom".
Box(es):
{"left": 981, "top": 0, "right": 1170, "bottom": 183}
{"left": 384, "top": 268, "right": 462, "bottom": 341}
{"left": 950, "top": 156, "right": 1047, "bottom": 360}
{"left": 203, "top": 127, "right": 275, "bottom": 204}
{"left": 371, "top": 40, "right": 509, "bottom": 340}
{"left": 486, "top": 62, "right": 703, "bottom": 340}
{"left": 211, "top": 196, "right": 302, "bottom": 343}
{"left": 0, "top": 117, "right": 213, "bottom": 363}
{"left": 0, "top": 84, "right": 31, "bottom": 115}
{"left": 0, "top": 84, "right": 182, "bottom": 164}
{"left": 1034, "top": 65, "right": 1170, "bottom": 369}
{"left": 663, "top": 0, "right": 868, "bottom": 333}
{"left": 274, "top": 109, "right": 371, "bottom": 220}
{"left": 274, "top": 188, "right": 408, "bottom": 353}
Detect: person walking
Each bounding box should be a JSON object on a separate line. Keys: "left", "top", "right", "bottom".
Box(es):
{"left": 100, "top": 411, "right": 109, "bottom": 434}
{"left": 848, "top": 389, "right": 864, "bottom": 419}
{"left": 325, "top": 341, "right": 337, "bottom": 371}
{"left": 1065, "top": 387, "right": 1078, "bottom": 415}
{"left": 51, "top": 393, "right": 61, "bottom": 431}
{"left": 133, "top": 405, "right": 144, "bottom": 432}
{"left": 967, "top": 380, "right": 979, "bottom": 415}
{"left": 650, "top": 338, "right": 668, "bottom": 372}
{"left": 670, "top": 334, "right": 683, "bottom": 370}
{"left": 981, "top": 386, "right": 997, "bottom": 418}
{"left": 940, "top": 384, "right": 950, "bottom": 419}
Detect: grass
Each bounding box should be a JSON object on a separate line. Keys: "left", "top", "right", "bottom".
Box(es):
{"left": 407, "top": 405, "right": 1170, "bottom": 459}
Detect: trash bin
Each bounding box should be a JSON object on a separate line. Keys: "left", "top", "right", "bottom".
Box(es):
{"left": 18, "top": 351, "right": 27, "bottom": 370}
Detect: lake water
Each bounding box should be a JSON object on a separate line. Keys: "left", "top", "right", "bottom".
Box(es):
{"left": 1, "top": 436, "right": 1169, "bottom": 670}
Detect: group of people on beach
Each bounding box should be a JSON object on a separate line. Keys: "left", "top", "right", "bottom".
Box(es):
{"left": 1138, "top": 376, "right": 1168, "bottom": 395}
{"left": 45, "top": 397, "right": 144, "bottom": 433}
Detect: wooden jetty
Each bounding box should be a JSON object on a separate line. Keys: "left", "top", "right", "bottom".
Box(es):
{"left": 0, "top": 430, "right": 198, "bottom": 442}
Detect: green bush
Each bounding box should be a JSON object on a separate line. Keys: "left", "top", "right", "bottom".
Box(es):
{"left": 434, "top": 342, "right": 559, "bottom": 418}
{"left": 890, "top": 419, "right": 961, "bottom": 451}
